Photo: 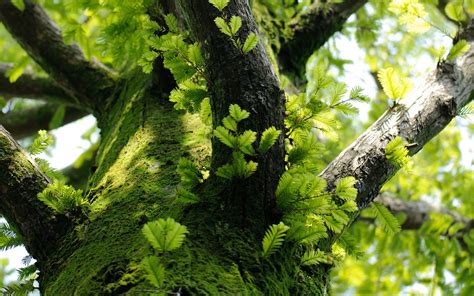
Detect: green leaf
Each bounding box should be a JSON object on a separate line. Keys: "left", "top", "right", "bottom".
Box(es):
{"left": 335, "top": 176, "right": 358, "bottom": 201}
{"left": 209, "top": 0, "right": 229, "bottom": 11}
{"left": 445, "top": 2, "right": 466, "bottom": 22}
{"left": 214, "top": 17, "right": 232, "bottom": 37}
{"left": 238, "top": 130, "right": 257, "bottom": 155}
{"left": 322, "top": 215, "right": 344, "bottom": 233}
{"left": 164, "top": 14, "right": 178, "bottom": 32}
{"left": 385, "top": 136, "right": 410, "bottom": 167}
{"left": 242, "top": 32, "right": 259, "bottom": 53}
{"left": 371, "top": 201, "right": 401, "bottom": 234}
{"left": 49, "top": 106, "right": 66, "bottom": 130}
{"left": 301, "top": 249, "right": 328, "bottom": 266}
{"left": 28, "top": 130, "right": 54, "bottom": 155}
{"left": 259, "top": 127, "right": 280, "bottom": 154}
{"left": 175, "top": 188, "right": 200, "bottom": 204}
{"left": 11, "top": 0, "right": 25, "bottom": 11}
{"left": 216, "top": 163, "right": 235, "bottom": 180}
{"left": 377, "top": 67, "right": 411, "bottom": 100}
{"left": 214, "top": 126, "right": 237, "bottom": 148}
{"left": 229, "top": 104, "right": 250, "bottom": 122}
{"left": 188, "top": 43, "right": 205, "bottom": 67}
{"left": 339, "top": 200, "right": 358, "bottom": 212}
{"left": 141, "top": 256, "right": 165, "bottom": 288}
{"left": 37, "top": 182, "right": 87, "bottom": 214}
{"left": 222, "top": 116, "right": 237, "bottom": 132}
{"left": 229, "top": 16, "right": 242, "bottom": 36}
{"left": 447, "top": 40, "right": 470, "bottom": 61}
{"left": 177, "top": 158, "right": 202, "bottom": 188}
{"left": 349, "top": 86, "right": 370, "bottom": 102}
{"left": 142, "top": 218, "right": 188, "bottom": 253}
{"left": 215, "top": 152, "right": 257, "bottom": 180}
{"left": 262, "top": 222, "right": 289, "bottom": 258}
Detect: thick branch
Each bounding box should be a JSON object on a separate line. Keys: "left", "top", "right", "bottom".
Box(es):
{"left": 278, "top": 0, "right": 368, "bottom": 76}
{"left": 0, "top": 125, "right": 71, "bottom": 264}
{"left": 0, "top": 0, "right": 115, "bottom": 111}
{"left": 178, "top": 0, "right": 285, "bottom": 228}
{"left": 320, "top": 20, "right": 474, "bottom": 209}
{"left": 0, "top": 63, "right": 77, "bottom": 106}
{"left": 0, "top": 103, "right": 88, "bottom": 139}
{"left": 375, "top": 193, "right": 473, "bottom": 232}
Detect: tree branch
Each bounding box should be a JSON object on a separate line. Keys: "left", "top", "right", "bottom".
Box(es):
{"left": 0, "top": 125, "right": 71, "bottom": 264}
{"left": 278, "top": 0, "right": 368, "bottom": 76}
{"left": 0, "top": 63, "right": 77, "bottom": 106}
{"left": 0, "top": 103, "right": 89, "bottom": 139}
{"left": 320, "top": 20, "right": 474, "bottom": 209}
{"left": 0, "top": 0, "right": 116, "bottom": 111}
{"left": 375, "top": 193, "right": 473, "bottom": 232}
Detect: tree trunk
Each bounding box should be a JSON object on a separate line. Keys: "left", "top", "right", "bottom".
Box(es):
{"left": 38, "top": 73, "right": 329, "bottom": 295}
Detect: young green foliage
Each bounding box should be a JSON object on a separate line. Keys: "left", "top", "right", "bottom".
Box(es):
{"left": 11, "top": 0, "right": 25, "bottom": 11}
{"left": 214, "top": 17, "right": 233, "bottom": 37}
{"left": 242, "top": 32, "right": 260, "bottom": 53}
{"left": 259, "top": 127, "right": 281, "bottom": 154}
{"left": 229, "top": 104, "right": 250, "bottom": 122}
{"left": 335, "top": 176, "right": 358, "bottom": 201}
{"left": 370, "top": 201, "right": 402, "bottom": 234}
{"left": 216, "top": 152, "right": 257, "bottom": 179}
{"left": 142, "top": 218, "right": 188, "bottom": 253}
{"left": 175, "top": 188, "right": 200, "bottom": 205}
{"left": 28, "top": 130, "right": 54, "bottom": 156}
{"left": 209, "top": 0, "right": 230, "bottom": 11}
{"left": 37, "top": 182, "right": 89, "bottom": 215}
{"left": 177, "top": 158, "right": 203, "bottom": 188}
{"left": 0, "top": 222, "right": 23, "bottom": 252}
{"left": 447, "top": 39, "right": 471, "bottom": 61}
{"left": 262, "top": 222, "right": 289, "bottom": 258}
{"left": 385, "top": 136, "right": 410, "bottom": 167}
{"left": 141, "top": 256, "right": 165, "bottom": 288}
{"left": 377, "top": 67, "right": 411, "bottom": 100}
{"left": 445, "top": 2, "right": 467, "bottom": 22}
{"left": 301, "top": 249, "right": 329, "bottom": 266}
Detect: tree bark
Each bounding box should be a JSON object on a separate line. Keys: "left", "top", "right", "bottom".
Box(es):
{"left": 178, "top": 0, "right": 286, "bottom": 229}
{"left": 320, "top": 23, "right": 474, "bottom": 209}
{"left": 0, "top": 125, "right": 71, "bottom": 265}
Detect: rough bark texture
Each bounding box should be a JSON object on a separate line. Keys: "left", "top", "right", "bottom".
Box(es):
{"left": 0, "top": 125, "right": 71, "bottom": 265}
{"left": 0, "top": 63, "right": 76, "bottom": 106}
{"left": 278, "top": 0, "right": 368, "bottom": 76}
{"left": 0, "top": 0, "right": 115, "bottom": 112}
{"left": 320, "top": 27, "right": 474, "bottom": 209}
{"left": 0, "top": 103, "right": 88, "bottom": 139}
{"left": 178, "top": 0, "right": 286, "bottom": 229}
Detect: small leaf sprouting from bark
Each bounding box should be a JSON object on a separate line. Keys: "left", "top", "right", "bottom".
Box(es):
{"left": 242, "top": 32, "right": 260, "bottom": 53}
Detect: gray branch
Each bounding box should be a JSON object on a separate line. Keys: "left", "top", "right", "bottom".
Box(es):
{"left": 320, "top": 20, "right": 474, "bottom": 209}
{"left": 0, "top": 0, "right": 116, "bottom": 111}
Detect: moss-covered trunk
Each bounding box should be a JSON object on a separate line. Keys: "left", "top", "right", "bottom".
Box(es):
{"left": 35, "top": 73, "right": 330, "bottom": 294}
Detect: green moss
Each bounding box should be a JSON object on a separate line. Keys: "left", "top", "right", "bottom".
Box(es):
{"left": 41, "top": 74, "right": 327, "bottom": 294}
